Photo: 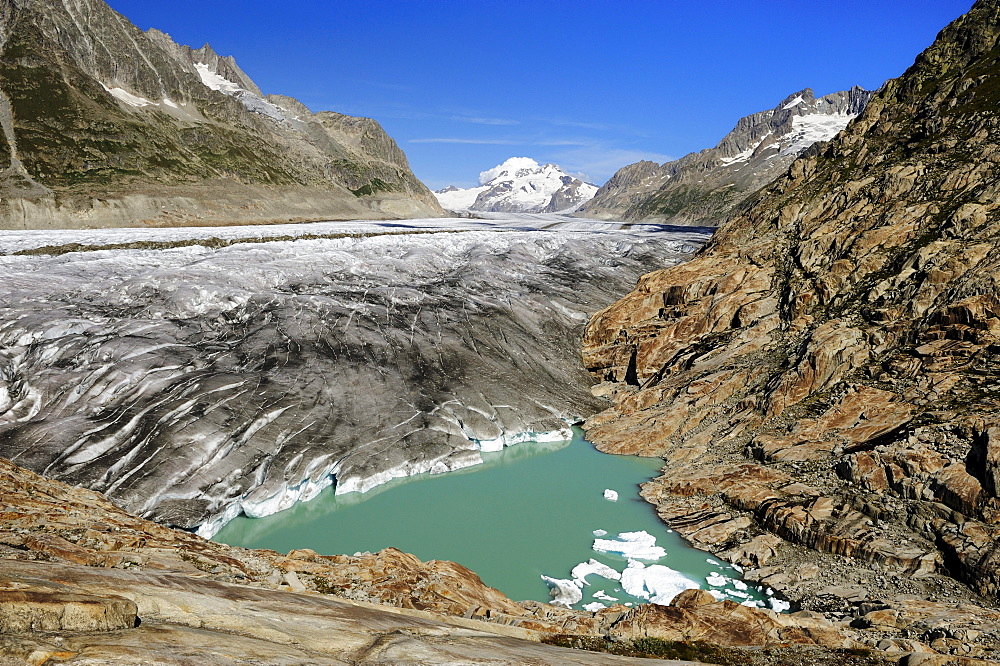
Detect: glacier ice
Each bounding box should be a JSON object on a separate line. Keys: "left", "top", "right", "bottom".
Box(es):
{"left": 0, "top": 215, "right": 710, "bottom": 534}
{"left": 620, "top": 560, "right": 700, "bottom": 606}
{"left": 593, "top": 531, "right": 667, "bottom": 561}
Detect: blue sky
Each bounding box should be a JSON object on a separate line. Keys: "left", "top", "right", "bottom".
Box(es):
{"left": 106, "top": 0, "right": 972, "bottom": 189}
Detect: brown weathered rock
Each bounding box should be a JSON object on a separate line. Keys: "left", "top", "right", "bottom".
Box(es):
{"left": 0, "top": 587, "right": 137, "bottom": 634}
{"left": 582, "top": 0, "right": 1000, "bottom": 661}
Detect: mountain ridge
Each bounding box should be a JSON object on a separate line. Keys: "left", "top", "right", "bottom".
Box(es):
{"left": 0, "top": 0, "right": 442, "bottom": 229}
{"left": 579, "top": 86, "right": 874, "bottom": 225}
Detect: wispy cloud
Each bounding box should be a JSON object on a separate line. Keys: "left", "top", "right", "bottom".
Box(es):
{"left": 409, "top": 138, "right": 523, "bottom": 145}
{"left": 451, "top": 115, "right": 520, "bottom": 126}
{"left": 546, "top": 147, "right": 675, "bottom": 184}
{"left": 409, "top": 137, "right": 590, "bottom": 146}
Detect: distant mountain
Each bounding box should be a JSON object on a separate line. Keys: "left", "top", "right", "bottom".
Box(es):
{"left": 435, "top": 158, "right": 598, "bottom": 213}
{"left": 0, "top": 0, "right": 442, "bottom": 229}
{"left": 579, "top": 87, "right": 874, "bottom": 225}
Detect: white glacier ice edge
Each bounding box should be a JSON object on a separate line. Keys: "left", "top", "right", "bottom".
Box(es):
{"left": 195, "top": 424, "right": 574, "bottom": 538}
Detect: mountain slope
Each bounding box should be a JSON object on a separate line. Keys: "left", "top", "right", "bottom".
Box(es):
{"left": 435, "top": 157, "right": 598, "bottom": 213}
{"left": 580, "top": 87, "right": 873, "bottom": 225}
{"left": 0, "top": 0, "right": 442, "bottom": 229}
{"left": 582, "top": 0, "right": 1000, "bottom": 648}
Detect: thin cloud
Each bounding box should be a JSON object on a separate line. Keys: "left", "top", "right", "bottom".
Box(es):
{"left": 409, "top": 138, "right": 523, "bottom": 145}
{"left": 409, "top": 137, "right": 590, "bottom": 146}
{"left": 546, "top": 147, "right": 675, "bottom": 185}
{"left": 451, "top": 115, "right": 520, "bottom": 126}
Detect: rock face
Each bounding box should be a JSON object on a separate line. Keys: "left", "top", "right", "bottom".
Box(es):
{"left": 0, "top": 0, "right": 442, "bottom": 229}
{"left": 579, "top": 87, "right": 873, "bottom": 225}
{"left": 582, "top": 0, "right": 1000, "bottom": 661}
{"left": 435, "top": 157, "right": 598, "bottom": 213}
{"left": 0, "top": 217, "right": 709, "bottom": 535}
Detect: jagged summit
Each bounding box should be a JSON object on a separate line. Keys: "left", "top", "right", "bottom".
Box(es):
{"left": 0, "top": 0, "right": 442, "bottom": 228}
{"left": 435, "top": 157, "right": 598, "bottom": 213}
{"left": 579, "top": 85, "right": 874, "bottom": 225}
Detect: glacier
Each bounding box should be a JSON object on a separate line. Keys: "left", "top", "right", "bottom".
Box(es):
{"left": 0, "top": 215, "right": 710, "bottom": 535}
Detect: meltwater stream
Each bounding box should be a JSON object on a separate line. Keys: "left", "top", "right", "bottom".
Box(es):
{"left": 215, "top": 428, "right": 785, "bottom": 612}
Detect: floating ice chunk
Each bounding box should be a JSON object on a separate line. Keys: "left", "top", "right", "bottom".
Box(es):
{"left": 766, "top": 588, "right": 775, "bottom": 596}
{"left": 620, "top": 560, "right": 699, "bottom": 605}
{"left": 706, "top": 572, "right": 727, "bottom": 587}
{"left": 541, "top": 575, "right": 583, "bottom": 607}
{"left": 593, "top": 531, "right": 667, "bottom": 561}
{"left": 571, "top": 559, "right": 622, "bottom": 584}
{"left": 593, "top": 529, "right": 607, "bottom": 536}
{"left": 582, "top": 602, "right": 606, "bottom": 612}
{"left": 770, "top": 598, "right": 791, "bottom": 613}
{"left": 706, "top": 558, "right": 722, "bottom": 566}
{"left": 726, "top": 589, "right": 751, "bottom": 599}
{"left": 742, "top": 599, "right": 764, "bottom": 608}
{"left": 593, "top": 590, "right": 618, "bottom": 602}
{"left": 603, "top": 488, "right": 618, "bottom": 501}
{"left": 733, "top": 579, "right": 748, "bottom": 591}
{"left": 708, "top": 589, "right": 727, "bottom": 600}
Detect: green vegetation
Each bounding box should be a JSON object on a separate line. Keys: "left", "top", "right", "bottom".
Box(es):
{"left": 349, "top": 177, "right": 392, "bottom": 197}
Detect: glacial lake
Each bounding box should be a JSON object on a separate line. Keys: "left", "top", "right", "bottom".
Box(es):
{"left": 215, "top": 428, "right": 781, "bottom": 611}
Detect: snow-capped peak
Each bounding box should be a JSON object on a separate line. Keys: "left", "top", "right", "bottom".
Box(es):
{"left": 479, "top": 157, "right": 547, "bottom": 185}
{"left": 437, "top": 158, "right": 598, "bottom": 214}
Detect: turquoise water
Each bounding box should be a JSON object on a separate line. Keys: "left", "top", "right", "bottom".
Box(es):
{"left": 215, "top": 428, "right": 779, "bottom": 611}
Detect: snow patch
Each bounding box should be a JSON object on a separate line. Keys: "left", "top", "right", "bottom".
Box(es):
{"left": 194, "top": 62, "right": 243, "bottom": 94}
{"left": 102, "top": 84, "right": 153, "bottom": 108}
{"left": 782, "top": 95, "right": 805, "bottom": 110}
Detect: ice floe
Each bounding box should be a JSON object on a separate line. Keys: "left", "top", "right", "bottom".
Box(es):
{"left": 570, "top": 559, "right": 621, "bottom": 584}
{"left": 593, "top": 531, "right": 667, "bottom": 561}
{"left": 541, "top": 575, "right": 583, "bottom": 607}
{"left": 582, "top": 602, "right": 606, "bottom": 612}
{"left": 706, "top": 572, "right": 727, "bottom": 587}
{"left": 620, "top": 560, "right": 699, "bottom": 605}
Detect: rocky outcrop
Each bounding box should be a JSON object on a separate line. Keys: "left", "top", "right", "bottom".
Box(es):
{"left": 579, "top": 87, "right": 873, "bottom": 225}
{"left": 0, "top": 0, "right": 442, "bottom": 229}
{"left": 582, "top": 0, "right": 1000, "bottom": 661}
